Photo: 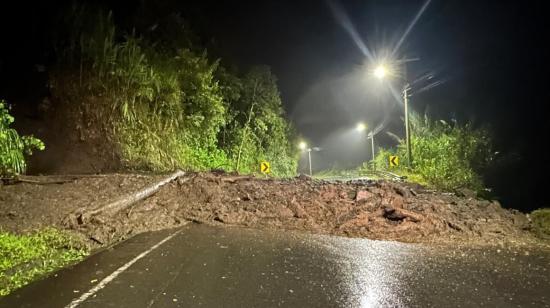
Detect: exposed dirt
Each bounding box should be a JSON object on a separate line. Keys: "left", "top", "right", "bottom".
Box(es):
{"left": 0, "top": 172, "right": 544, "bottom": 249}
{"left": 12, "top": 90, "right": 124, "bottom": 175}
{"left": 0, "top": 174, "right": 164, "bottom": 233}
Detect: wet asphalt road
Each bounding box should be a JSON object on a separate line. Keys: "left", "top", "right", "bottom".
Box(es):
{"left": 2, "top": 224, "right": 549, "bottom": 307}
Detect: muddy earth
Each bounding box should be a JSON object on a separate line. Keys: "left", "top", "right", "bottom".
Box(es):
{"left": 0, "top": 172, "right": 545, "bottom": 250}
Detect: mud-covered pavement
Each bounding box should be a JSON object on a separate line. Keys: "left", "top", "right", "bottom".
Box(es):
{"left": 0, "top": 172, "right": 543, "bottom": 250}
{"left": 2, "top": 224, "right": 549, "bottom": 307}
{"left": 0, "top": 174, "right": 165, "bottom": 234}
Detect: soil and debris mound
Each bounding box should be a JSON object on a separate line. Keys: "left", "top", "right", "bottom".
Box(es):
{"left": 0, "top": 172, "right": 539, "bottom": 248}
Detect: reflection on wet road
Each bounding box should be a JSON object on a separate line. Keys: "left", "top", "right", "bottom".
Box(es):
{"left": 2, "top": 224, "right": 549, "bottom": 307}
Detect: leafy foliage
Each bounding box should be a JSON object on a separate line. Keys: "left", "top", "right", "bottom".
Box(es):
{"left": 0, "top": 228, "right": 88, "bottom": 296}
{"left": 223, "top": 67, "right": 297, "bottom": 176}
{"left": 531, "top": 208, "right": 550, "bottom": 239}
{"left": 51, "top": 8, "right": 297, "bottom": 176}
{"left": 371, "top": 113, "right": 494, "bottom": 192}
{"left": 0, "top": 100, "right": 45, "bottom": 176}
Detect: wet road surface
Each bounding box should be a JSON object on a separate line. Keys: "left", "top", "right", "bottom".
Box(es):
{"left": 2, "top": 224, "right": 549, "bottom": 307}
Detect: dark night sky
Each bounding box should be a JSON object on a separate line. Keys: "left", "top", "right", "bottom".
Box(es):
{"left": 1, "top": 0, "right": 549, "bottom": 210}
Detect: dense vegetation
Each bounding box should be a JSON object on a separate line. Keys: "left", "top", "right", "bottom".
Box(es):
{"left": 362, "top": 113, "right": 494, "bottom": 192}
{"left": 0, "top": 100, "right": 44, "bottom": 177}
{"left": 0, "top": 228, "right": 87, "bottom": 296}
{"left": 50, "top": 8, "right": 297, "bottom": 176}
{"left": 531, "top": 208, "right": 550, "bottom": 239}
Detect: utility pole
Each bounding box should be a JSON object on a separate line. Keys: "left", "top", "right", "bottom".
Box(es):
{"left": 373, "top": 57, "right": 421, "bottom": 169}
{"left": 403, "top": 85, "right": 412, "bottom": 168}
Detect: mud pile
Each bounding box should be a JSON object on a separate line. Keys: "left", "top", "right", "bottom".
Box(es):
{"left": 57, "top": 173, "right": 534, "bottom": 247}
{"left": 0, "top": 174, "right": 164, "bottom": 233}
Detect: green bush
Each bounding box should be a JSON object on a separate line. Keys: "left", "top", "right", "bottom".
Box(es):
{"left": 370, "top": 113, "right": 493, "bottom": 192}
{"left": 531, "top": 208, "right": 550, "bottom": 239}
{"left": 0, "top": 100, "right": 45, "bottom": 176}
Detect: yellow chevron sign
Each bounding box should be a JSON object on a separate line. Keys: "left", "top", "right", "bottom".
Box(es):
{"left": 389, "top": 155, "right": 399, "bottom": 167}
{"left": 260, "top": 161, "right": 271, "bottom": 174}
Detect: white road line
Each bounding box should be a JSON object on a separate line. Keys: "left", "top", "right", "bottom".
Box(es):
{"left": 65, "top": 229, "right": 183, "bottom": 308}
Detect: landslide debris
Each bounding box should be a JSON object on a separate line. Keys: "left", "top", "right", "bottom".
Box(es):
{"left": 49, "top": 173, "right": 538, "bottom": 247}
{"left": 0, "top": 172, "right": 541, "bottom": 248}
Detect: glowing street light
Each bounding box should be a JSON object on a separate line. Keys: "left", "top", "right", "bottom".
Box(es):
{"left": 356, "top": 122, "right": 367, "bottom": 132}
{"left": 299, "top": 141, "right": 307, "bottom": 150}
{"left": 374, "top": 65, "right": 388, "bottom": 79}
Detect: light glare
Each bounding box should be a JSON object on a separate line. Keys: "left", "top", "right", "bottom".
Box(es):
{"left": 374, "top": 65, "right": 387, "bottom": 79}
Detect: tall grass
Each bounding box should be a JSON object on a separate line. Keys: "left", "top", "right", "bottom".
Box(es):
{"left": 52, "top": 11, "right": 229, "bottom": 172}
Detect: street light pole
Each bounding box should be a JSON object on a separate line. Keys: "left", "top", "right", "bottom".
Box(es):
{"left": 370, "top": 133, "right": 375, "bottom": 161}
{"left": 356, "top": 123, "right": 375, "bottom": 169}
{"left": 307, "top": 148, "right": 312, "bottom": 176}
{"left": 299, "top": 142, "right": 318, "bottom": 176}
{"left": 371, "top": 133, "right": 376, "bottom": 170}
{"left": 403, "top": 84, "right": 412, "bottom": 168}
